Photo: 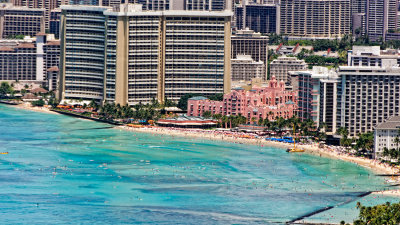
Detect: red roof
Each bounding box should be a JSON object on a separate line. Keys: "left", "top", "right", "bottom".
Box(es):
{"left": 46, "top": 40, "right": 60, "bottom": 46}
{"left": 22, "top": 93, "right": 39, "bottom": 100}
{"left": 47, "top": 66, "right": 59, "bottom": 72}
{"left": 15, "top": 43, "right": 35, "bottom": 49}
{"left": 0, "top": 46, "right": 15, "bottom": 52}
{"left": 31, "top": 87, "right": 48, "bottom": 94}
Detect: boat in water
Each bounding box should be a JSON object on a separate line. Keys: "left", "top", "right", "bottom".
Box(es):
{"left": 0, "top": 152, "right": 8, "bottom": 154}
{"left": 286, "top": 148, "right": 304, "bottom": 153}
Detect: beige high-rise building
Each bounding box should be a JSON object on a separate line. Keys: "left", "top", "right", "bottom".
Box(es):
{"left": 279, "top": 0, "right": 351, "bottom": 38}
{"left": 59, "top": 4, "right": 232, "bottom": 105}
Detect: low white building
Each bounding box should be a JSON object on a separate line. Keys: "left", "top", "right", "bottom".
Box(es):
{"left": 374, "top": 116, "right": 400, "bottom": 160}
{"left": 269, "top": 56, "right": 307, "bottom": 83}
{"left": 231, "top": 55, "right": 265, "bottom": 81}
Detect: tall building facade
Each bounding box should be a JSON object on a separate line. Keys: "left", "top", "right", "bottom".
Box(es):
{"left": 0, "top": 34, "right": 59, "bottom": 83}
{"left": 231, "top": 29, "right": 268, "bottom": 61}
{"left": 338, "top": 66, "right": 400, "bottom": 137}
{"left": 99, "top": 0, "right": 228, "bottom": 11}
{"left": 290, "top": 67, "right": 340, "bottom": 132}
{"left": 0, "top": 42, "right": 39, "bottom": 81}
{"left": 366, "top": 0, "right": 398, "bottom": 42}
{"left": 291, "top": 46, "right": 400, "bottom": 136}
{"left": 59, "top": 4, "right": 232, "bottom": 105}
{"left": 231, "top": 28, "right": 268, "bottom": 79}
{"left": 279, "top": 0, "right": 351, "bottom": 38}
{"left": 374, "top": 116, "right": 400, "bottom": 160}
{"left": 234, "top": 3, "right": 278, "bottom": 34}
{"left": 348, "top": 46, "right": 400, "bottom": 67}
{"left": 59, "top": 6, "right": 108, "bottom": 102}
{"left": 185, "top": 0, "right": 225, "bottom": 10}
{"left": 352, "top": 0, "right": 367, "bottom": 14}
{"left": 11, "top": 0, "right": 67, "bottom": 29}
{"left": 335, "top": 46, "right": 400, "bottom": 137}
{"left": 49, "top": 8, "right": 61, "bottom": 39}
{"left": 0, "top": 4, "right": 45, "bottom": 38}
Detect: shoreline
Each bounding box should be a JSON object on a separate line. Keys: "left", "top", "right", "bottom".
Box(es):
{"left": 6, "top": 102, "right": 58, "bottom": 115}
{"left": 4, "top": 103, "right": 400, "bottom": 197}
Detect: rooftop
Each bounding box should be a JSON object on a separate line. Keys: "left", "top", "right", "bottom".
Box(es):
{"left": 376, "top": 116, "right": 400, "bottom": 130}
{"left": 15, "top": 43, "right": 35, "bottom": 49}
{"left": 47, "top": 66, "right": 59, "bottom": 72}
{"left": 0, "top": 46, "right": 15, "bottom": 52}
{"left": 189, "top": 96, "right": 209, "bottom": 101}
{"left": 46, "top": 40, "right": 60, "bottom": 46}
{"left": 31, "top": 87, "right": 48, "bottom": 94}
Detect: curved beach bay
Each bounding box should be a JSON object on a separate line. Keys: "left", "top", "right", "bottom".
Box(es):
{"left": 0, "top": 104, "right": 399, "bottom": 224}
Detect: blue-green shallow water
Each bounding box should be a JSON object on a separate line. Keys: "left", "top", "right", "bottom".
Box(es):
{"left": 0, "top": 104, "right": 399, "bottom": 225}
{"left": 305, "top": 194, "right": 400, "bottom": 224}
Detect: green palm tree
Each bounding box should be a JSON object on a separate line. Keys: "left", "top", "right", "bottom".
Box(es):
{"left": 236, "top": 115, "right": 246, "bottom": 126}
{"left": 394, "top": 136, "right": 400, "bottom": 151}
{"left": 221, "top": 115, "right": 229, "bottom": 129}
{"left": 212, "top": 114, "right": 223, "bottom": 127}
{"left": 251, "top": 117, "right": 257, "bottom": 125}
{"left": 337, "top": 127, "right": 349, "bottom": 147}
{"left": 303, "top": 119, "right": 315, "bottom": 136}
{"left": 382, "top": 147, "right": 390, "bottom": 159}
{"left": 275, "top": 117, "right": 285, "bottom": 135}
{"left": 202, "top": 111, "right": 212, "bottom": 118}
{"left": 258, "top": 118, "right": 264, "bottom": 126}
{"left": 262, "top": 118, "right": 270, "bottom": 130}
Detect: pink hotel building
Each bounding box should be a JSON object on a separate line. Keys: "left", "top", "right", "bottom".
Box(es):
{"left": 187, "top": 76, "right": 298, "bottom": 122}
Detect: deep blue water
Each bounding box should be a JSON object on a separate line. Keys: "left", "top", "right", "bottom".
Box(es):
{"left": 0, "top": 104, "right": 398, "bottom": 224}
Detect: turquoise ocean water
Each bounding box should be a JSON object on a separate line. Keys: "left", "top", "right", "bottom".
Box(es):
{"left": 0, "top": 104, "right": 399, "bottom": 224}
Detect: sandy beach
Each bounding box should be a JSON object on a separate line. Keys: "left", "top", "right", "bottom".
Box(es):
{"left": 10, "top": 102, "right": 58, "bottom": 115}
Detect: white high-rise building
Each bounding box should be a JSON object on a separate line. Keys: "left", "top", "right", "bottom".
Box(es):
{"left": 337, "top": 46, "right": 400, "bottom": 137}
{"left": 59, "top": 4, "right": 232, "bottom": 105}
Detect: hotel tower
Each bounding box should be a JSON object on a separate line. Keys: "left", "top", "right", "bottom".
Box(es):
{"left": 58, "top": 4, "right": 232, "bottom": 105}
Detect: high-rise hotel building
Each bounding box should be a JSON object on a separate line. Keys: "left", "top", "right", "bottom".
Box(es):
{"left": 0, "top": 3, "right": 45, "bottom": 38}
{"left": 366, "top": 0, "right": 398, "bottom": 42}
{"left": 279, "top": 0, "right": 351, "bottom": 38}
{"left": 59, "top": 4, "right": 232, "bottom": 105}
{"left": 337, "top": 46, "right": 400, "bottom": 137}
